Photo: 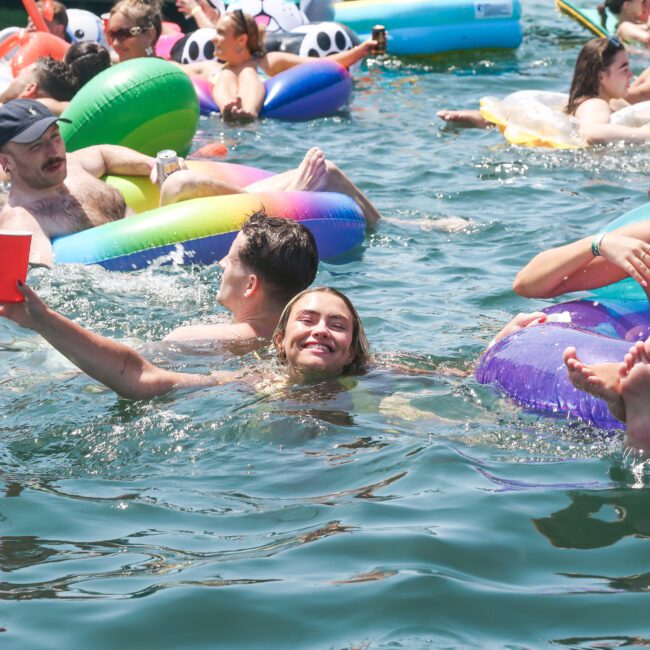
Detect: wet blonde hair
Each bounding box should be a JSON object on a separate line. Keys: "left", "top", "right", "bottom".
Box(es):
{"left": 110, "top": 0, "right": 162, "bottom": 41}
{"left": 273, "top": 287, "right": 371, "bottom": 376}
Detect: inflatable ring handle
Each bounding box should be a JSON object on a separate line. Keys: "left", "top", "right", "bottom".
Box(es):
{"left": 21, "top": 0, "right": 50, "bottom": 32}
{"left": 0, "top": 30, "right": 25, "bottom": 59}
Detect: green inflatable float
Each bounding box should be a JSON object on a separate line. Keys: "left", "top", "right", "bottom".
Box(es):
{"left": 60, "top": 58, "right": 199, "bottom": 156}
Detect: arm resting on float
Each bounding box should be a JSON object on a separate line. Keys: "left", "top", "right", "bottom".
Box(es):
{"left": 513, "top": 236, "right": 605, "bottom": 297}
{"left": 70, "top": 145, "right": 156, "bottom": 179}
{"left": 514, "top": 225, "right": 650, "bottom": 297}
{"left": 262, "top": 40, "right": 375, "bottom": 76}
{"left": 574, "top": 98, "right": 650, "bottom": 145}
{"left": 616, "top": 21, "right": 649, "bottom": 46}
{"left": 0, "top": 285, "right": 229, "bottom": 400}
{"left": 581, "top": 122, "right": 650, "bottom": 145}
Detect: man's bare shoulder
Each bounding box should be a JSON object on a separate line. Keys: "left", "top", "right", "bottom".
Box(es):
{"left": 0, "top": 205, "right": 55, "bottom": 266}
{"left": 163, "top": 322, "right": 256, "bottom": 343}
{"left": 0, "top": 204, "right": 41, "bottom": 229}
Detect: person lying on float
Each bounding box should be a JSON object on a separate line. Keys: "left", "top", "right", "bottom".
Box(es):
{"left": 438, "top": 37, "right": 650, "bottom": 144}
{"left": 0, "top": 99, "right": 380, "bottom": 267}
{"left": 186, "top": 10, "right": 378, "bottom": 120}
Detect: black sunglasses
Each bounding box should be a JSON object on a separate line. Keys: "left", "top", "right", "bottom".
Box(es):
{"left": 106, "top": 25, "right": 148, "bottom": 41}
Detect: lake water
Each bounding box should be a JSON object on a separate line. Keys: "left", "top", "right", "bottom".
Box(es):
{"left": 4, "top": 2, "right": 650, "bottom": 648}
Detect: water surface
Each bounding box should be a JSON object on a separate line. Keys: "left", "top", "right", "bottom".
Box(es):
{"left": 3, "top": 2, "right": 650, "bottom": 647}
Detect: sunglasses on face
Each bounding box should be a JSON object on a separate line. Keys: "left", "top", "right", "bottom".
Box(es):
{"left": 106, "top": 25, "right": 148, "bottom": 41}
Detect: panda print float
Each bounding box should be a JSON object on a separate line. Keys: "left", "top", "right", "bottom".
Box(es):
{"left": 170, "top": 28, "right": 216, "bottom": 64}
{"left": 264, "top": 22, "right": 359, "bottom": 58}
{"left": 226, "top": 0, "right": 307, "bottom": 33}
{"left": 66, "top": 9, "right": 108, "bottom": 48}
{"left": 292, "top": 22, "right": 358, "bottom": 57}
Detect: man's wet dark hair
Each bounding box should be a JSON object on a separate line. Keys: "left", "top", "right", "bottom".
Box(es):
{"left": 34, "top": 57, "right": 78, "bottom": 101}
{"left": 239, "top": 211, "right": 318, "bottom": 307}
{"left": 64, "top": 42, "right": 111, "bottom": 89}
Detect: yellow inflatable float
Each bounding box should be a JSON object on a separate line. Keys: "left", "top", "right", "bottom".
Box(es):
{"left": 480, "top": 91, "right": 650, "bottom": 148}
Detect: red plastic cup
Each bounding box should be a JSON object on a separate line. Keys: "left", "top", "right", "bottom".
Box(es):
{"left": 0, "top": 230, "right": 32, "bottom": 303}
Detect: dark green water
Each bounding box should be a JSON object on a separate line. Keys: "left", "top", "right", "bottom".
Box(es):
{"left": 3, "top": 2, "right": 650, "bottom": 647}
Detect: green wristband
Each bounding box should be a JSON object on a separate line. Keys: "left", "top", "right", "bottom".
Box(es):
{"left": 591, "top": 231, "right": 607, "bottom": 257}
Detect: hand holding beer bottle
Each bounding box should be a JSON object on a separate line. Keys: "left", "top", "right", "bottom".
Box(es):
{"left": 371, "top": 25, "right": 387, "bottom": 55}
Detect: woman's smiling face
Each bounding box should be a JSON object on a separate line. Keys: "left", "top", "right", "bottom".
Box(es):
{"left": 107, "top": 10, "right": 154, "bottom": 61}
{"left": 278, "top": 291, "right": 356, "bottom": 380}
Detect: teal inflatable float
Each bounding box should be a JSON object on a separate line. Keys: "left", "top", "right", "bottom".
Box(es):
{"left": 555, "top": 0, "right": 615, "bottom": 37}
{"left": 332, "top": 0, "right": 523, "bottom": 55}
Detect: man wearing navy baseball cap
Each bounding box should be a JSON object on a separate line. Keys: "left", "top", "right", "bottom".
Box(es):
{"left": 0, "top": 99, "right": 378, "bottom": 267}
{"left": 0, "top": 98, "right": 71, "bottom": 147}
{"left": 0, "top": 98, "right": 158, "bottom": 266}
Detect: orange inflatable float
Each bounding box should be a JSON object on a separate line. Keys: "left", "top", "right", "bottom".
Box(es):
{"left": 0, "top": 30, "right": 69, "bottom": 76}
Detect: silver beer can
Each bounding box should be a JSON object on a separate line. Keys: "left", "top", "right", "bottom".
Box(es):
{"left": 156, "top": 149, "right": 180, "bottom": 187}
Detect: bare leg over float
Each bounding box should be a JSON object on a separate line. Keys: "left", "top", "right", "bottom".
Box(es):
{"left": 160, "top": 147, "right": 381, "bottom": 227}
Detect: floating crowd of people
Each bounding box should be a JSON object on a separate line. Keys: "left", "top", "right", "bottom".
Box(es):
{"left": 2, "top": 0, "right": 650, "bottom": 451}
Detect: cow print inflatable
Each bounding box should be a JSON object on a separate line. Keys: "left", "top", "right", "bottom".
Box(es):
{"left": 264, "top": 21, "right": 359, "bottom": 57}
{"left": 170, "top": 28, "right": 216, "bottom": 64}
{"left": 226, "top": 0, "right": 307, "bottom": 33}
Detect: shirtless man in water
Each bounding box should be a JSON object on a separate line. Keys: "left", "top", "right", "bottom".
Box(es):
{"left": 0, "top": 99, "right": 380, "bottom": 266}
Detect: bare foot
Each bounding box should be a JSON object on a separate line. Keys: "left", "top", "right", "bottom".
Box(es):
{"left": 286, "top": 146, "right": 328, "bottom": 192}
{"left": 436, "top": 109, "right": 491, "bottom": 129}
{"left": 230, "top": 104, "right": 258, "bottom": 123}
{"left": 222, "top": 97, "right": 241, "bottom": 121}
{"left": 620, "top": 339, "right": 650, "bottom": 451}
{"left": 563, "top": 347, "right": 626, "bottom": 422}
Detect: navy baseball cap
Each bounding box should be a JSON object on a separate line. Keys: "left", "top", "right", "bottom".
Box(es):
{"left": 0, "top": 99, "right": 71, "bottom": 148}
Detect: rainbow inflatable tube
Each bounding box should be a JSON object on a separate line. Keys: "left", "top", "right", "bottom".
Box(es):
{"left": 476, "top": 298, "right": 650, "bottom": 431}
{"left": 60, "top": 58, "right": 199, "bottom": 157}
{"left": 192, "top": 59, "right": 352, "bottom": 119}
{"left": 51, "top": 162, "right": 365, "bottom": 270}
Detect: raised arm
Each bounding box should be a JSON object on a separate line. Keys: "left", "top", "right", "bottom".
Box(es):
{"left": 0, "top": 284, "right": 228, "bottom": 399}
{"left": 262, "top": 39, "right": 376, "bottom": 77}
{"left": 69, "top": 145, "right": 155, "bottom": 179}
{"left": 513, "top": 222, "right": 650, "bottom": 298}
